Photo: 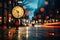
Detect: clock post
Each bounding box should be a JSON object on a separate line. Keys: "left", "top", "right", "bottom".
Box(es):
{"left": 12, "top": 6, "right": 24, "bottom": 27}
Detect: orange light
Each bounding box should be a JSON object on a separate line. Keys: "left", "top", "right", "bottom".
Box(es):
{"left": 42, "top": 22, "right": 60, "bottom": 28}
{"left": 9, "top": 28, "right": 16, "bottom": 39}
{"left": 42, "top": 25, "right": 54, "bottom": 28}
{"left": 40, "top": 7, "right": 45, "bottom": 12}
{"left": 9, "top": 28, "right": 16, "bottom": 34}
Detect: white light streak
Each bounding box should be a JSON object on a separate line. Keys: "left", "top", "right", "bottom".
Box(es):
{"left": 26, "top": 27, "right": 29, "bottom": 40}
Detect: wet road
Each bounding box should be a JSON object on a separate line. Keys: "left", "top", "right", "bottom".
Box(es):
{"left": 1, "top": 24, "right": 60, "bottom": 40}
{"left": 18, "top": 26, "right": 60, "bottom": 40}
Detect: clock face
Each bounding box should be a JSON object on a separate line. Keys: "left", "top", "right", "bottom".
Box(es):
{"left": 12, "top": 6, "right": 24, "bottom": 18}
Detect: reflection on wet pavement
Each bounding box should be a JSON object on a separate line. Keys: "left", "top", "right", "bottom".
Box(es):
{"left": 0, "top": 26, "right": 60, "bottom": 40}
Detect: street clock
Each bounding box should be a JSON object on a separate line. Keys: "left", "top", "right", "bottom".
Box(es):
{"left": 12, "top": 6, "right": 24, "bottom": 18}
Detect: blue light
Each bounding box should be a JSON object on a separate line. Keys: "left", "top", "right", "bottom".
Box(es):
{"left": 23, "top": 0, "right": 45, "bottom": 20}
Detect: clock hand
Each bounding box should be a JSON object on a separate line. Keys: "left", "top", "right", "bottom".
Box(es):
{"left": 16, "top": 10, "right": 20, "bottom": 17}
{"left": 16, "top": 10, "right": 19, "bottom": 13}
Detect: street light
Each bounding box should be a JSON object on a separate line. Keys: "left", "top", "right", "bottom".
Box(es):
{"left": 38, "top": 19, "right": 42, "bottom": 23}
{"left": 31, "top": 20, "right": 35, "bottom": 24}
{"left": 52, "top": 19, "right": 55, "bottom": 22}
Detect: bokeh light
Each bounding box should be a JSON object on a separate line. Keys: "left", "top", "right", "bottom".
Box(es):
{"left": 40, "top": 7, "right": 45, "bottom": 12}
